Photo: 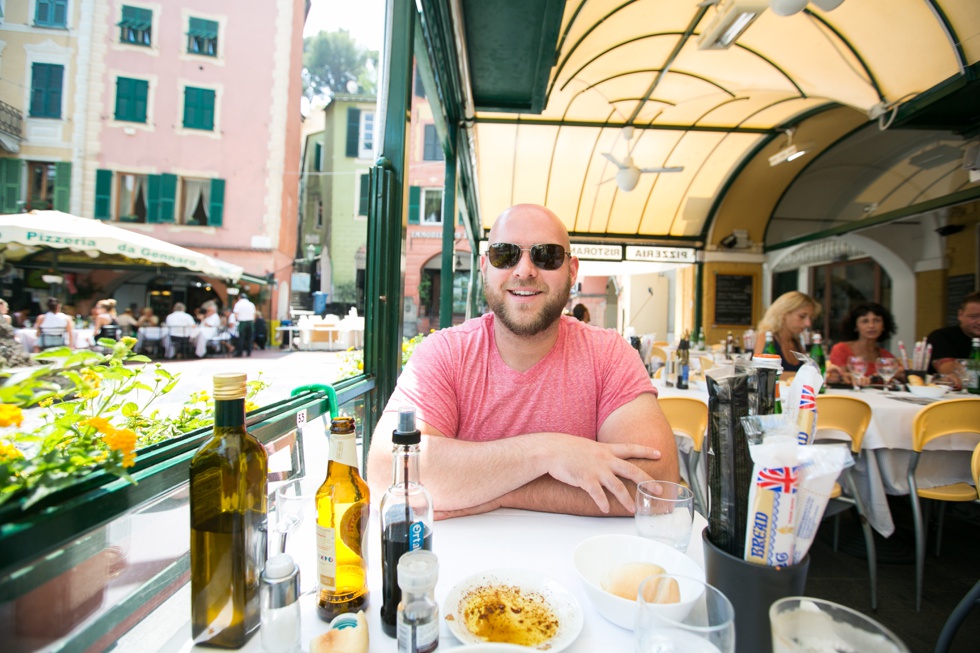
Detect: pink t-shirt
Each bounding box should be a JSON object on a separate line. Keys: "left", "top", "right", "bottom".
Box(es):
{"left": 384, "top": 314, "right": 657, "bottom": 441}
{"left": 828, "top": 341, "right": 895, "bottom": 376}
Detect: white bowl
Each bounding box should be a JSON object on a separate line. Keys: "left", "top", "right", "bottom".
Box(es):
{"left": 572, "top": 534, "right": 705, "bottom": 630}
{"left": 907, "top": 384, "right": 948, "bottom": 399}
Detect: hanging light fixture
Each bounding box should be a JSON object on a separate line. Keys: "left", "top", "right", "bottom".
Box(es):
{"left": 697, "top": 0, "right": 768, "bottom": 50}
{"left": 769, "top": 129, "right": 809, "bottom": 167}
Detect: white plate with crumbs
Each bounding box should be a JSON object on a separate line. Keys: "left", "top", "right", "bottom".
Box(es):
{"left": 443, "top": 568, "right": 584, "bottom": 651}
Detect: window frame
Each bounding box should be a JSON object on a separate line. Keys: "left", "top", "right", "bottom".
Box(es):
{"left": 29, "top": 63, "right": 64, "bottom": 119}
{"left": 187, "top": 16, "right": 218, "bottom": 57}
{"left": 118, "top": 5, "right": 152, "bottom": 47}
{"left": 420, "top": 188, "right": 443, "bottom": 225}
{"left": 182, "top": 86, "right": 216, "bottom": 131}
{"left": 34, "top": 0, "right": 68, "bottom": 29}
{"left": 422, "top": 124, "right": 444, "bottom": 161}
{"left": 115, "top": 172, "right": 149, "bottom": 223}
{"left": 26, "top": 161, "right": 55, "bottom": 211}
{"left": 114, "top": 76, "right": 149, "bottom": 123}
{"left": 358, "top": 111, "right": 374, "bottom": 160}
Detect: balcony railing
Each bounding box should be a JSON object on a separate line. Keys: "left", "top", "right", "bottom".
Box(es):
{"left": 0, "top": 100, "right": 23, "bottom": 140}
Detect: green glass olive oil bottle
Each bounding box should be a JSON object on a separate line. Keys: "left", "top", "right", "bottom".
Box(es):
{"left": 190, "top": 373, "right": 268, "bottom": 647}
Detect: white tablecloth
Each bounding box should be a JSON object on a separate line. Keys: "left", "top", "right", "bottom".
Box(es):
{"left": 16, "top": 327, "right": 94, "bottom": 352}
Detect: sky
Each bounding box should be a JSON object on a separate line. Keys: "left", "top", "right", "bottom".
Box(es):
{"left": 303, "top": 0, "right": 386, "bottom": 51}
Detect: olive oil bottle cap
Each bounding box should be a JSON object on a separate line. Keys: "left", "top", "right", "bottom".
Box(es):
{"left": 213, "top": 372, "right": 247, "bottom": 400}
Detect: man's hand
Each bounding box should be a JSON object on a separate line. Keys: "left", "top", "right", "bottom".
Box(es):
{"left": 540, "top": 435, "right": 661, "bottom": 513}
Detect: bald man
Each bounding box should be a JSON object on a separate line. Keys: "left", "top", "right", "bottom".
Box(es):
{"left": 367, "top": 204, "right": 678, "bottom": 519}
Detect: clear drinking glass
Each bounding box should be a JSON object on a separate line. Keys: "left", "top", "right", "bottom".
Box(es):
{"left": 953, "top": 359, "right": 972, "bottom": 394}
{"left": 635, "top": 481, "right": 695, "bottom": 552}
{"left": 635, "top": 574, "right": 734, "bottom": 653}
{"left": 770, "top": 597, "right": 910, "bottom": 653}
{"left": 275, "top": 477, "right": 318, "bottom": 592}
{"left": 847, "top": 356, "right": 868, "bottom": 392}
{"left": 875, "top": 357, "right": 898, "bottom": 393}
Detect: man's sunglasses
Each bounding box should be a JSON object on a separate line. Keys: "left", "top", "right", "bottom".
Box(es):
{"left": 487, "top": 243, "right": 570, "bottom": 271}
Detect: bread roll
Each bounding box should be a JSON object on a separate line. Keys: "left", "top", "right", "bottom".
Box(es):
{"left": 601, "top": 562, "right": 667, "bottom": 601}
{"left": 639, "top": 575, "right": 681, "bottom": 605}
{"left": 907, "top": 375, "right": 924, "bottom": 386}
{"left": 310, "top": 611, "right": 369, "bottom": 653}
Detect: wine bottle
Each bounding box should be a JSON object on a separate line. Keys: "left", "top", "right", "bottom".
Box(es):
{"left": 676, "top": 331, "right": 690, "bottom": 390}
{"left": 810, "top": 333, "right": 827, "bottom": 393}
{"left": 316, "top": 416, "right": 371, "bottom": 622}
{"left": 190, "top": 373, "right": 268, "bottom": 647}
{"left": 380, "top": 407, "right": 433, "bottom": 638}
{"left": 763, "top": 331, "right": 778, "bottom": 356}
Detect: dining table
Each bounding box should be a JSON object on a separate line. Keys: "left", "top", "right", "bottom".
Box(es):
{"left": 119, "top": 508, "right": 708, "bottom": 652}
{"left": 654, "top": 380, "right": 980, "bottom": 537}
{"left": 15, "top": 327, "right": 95, "bottom": 352}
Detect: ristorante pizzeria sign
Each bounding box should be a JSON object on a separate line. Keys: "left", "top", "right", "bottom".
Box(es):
{"left": 570, "top": 243, "right": 695, "bottom": 263}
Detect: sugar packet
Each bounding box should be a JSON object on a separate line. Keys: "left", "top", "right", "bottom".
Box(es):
{"left": 791, "top": 444, "right": 853, "bottom": 564}
{"left": 744, "top": 436, "right": 799, "bottom": 568}
{"left": 784, "top": 354, "right": 824, "bottom": 445}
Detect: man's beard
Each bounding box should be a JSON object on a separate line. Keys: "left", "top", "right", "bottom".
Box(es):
{"left": 483, "top": 271, "right": 572, "bottom": 337}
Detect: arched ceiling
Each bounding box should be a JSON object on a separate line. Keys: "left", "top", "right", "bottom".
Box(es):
{"left": 416, "top": 0, "right": 980, "bottom": 247}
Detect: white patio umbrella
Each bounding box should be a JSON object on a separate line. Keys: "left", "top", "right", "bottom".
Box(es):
{"left": 0, "top": 210, "right": 242, "bottom": 280}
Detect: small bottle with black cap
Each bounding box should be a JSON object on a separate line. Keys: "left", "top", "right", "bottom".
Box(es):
{"left": 380, "top": 406, "right": 434, "bottom": 638}
{"left": 260, "top": 553, "right": 301, "bottom": 653}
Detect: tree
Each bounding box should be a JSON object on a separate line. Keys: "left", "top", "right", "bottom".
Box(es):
{"left": 303, "top": 30, "right": 378, "bottom": 99}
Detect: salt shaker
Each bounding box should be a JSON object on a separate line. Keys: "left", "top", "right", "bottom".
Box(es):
{"left": 397, "top": 550, "right": 439, "bottom": 653}
{"left": 261, "top": 553, "right": 301, "bottom": 653}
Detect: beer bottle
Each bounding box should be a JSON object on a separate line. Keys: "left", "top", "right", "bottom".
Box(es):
{"left": 190, "top": 373, "right": 268, "bottom": 647}
{"left": 969, "top": 338, "right": 980, "bottom": 395}
{"left": 380, "top": 407, "right": 434, "bottom": 638}
{"left": 316, "top": 416, "right": 371, "bottom": 622}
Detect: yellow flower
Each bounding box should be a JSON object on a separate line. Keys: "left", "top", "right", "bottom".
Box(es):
{"left": 0, "top": 440, "right": 22, "bottom": 462}
{"left": 81, "top": 369, "right": 101, "bottom": 388}
{"left": 82, "top": 416, "right": 114, "bottom": 434}
{"left": 104, "top": 428, "right": 137, "bottom": 467}
{"left": 80, "top": 388, "right": 100, "bottom": 400}
{"left": 0, "top": 405, "right": 24, "bottom": 428}
{"left": 193, "top": 391, "right": 210, "bottom": 403}
{"left": 245, "top": 401, "right": 259, "bottom": 413}
{"left": 38, "top": 397, "right": 54, "bottom": 408}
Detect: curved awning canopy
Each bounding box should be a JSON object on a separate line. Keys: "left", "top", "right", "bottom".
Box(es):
{"left": 418, "top": 0, "right": 980, "bottom": 246}
{"left": 0, "top": 211, "right": 243, "bottom": 281}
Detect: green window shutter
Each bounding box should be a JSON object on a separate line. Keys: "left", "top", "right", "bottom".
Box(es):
{"left": 1, "top": 159, "right": 23, "bottom": 214}
{"left": 408, "top": 185, "right": 420, "bottom": 225}
{"left": 358, "top": 173, "right": 369, "bottom": 216}
{"left": 146, "top": 174, "right": 161, "bottom": 222}
{"left": 36, "top": 0, "right": 67, "bottom": 27}
{"left": 345, "top": 108, "right": 360, "bottom": 158}
{"left": 313, "top": 142, "right": 322, "bottom": 172}
{"left": 53, "top": 162, "right": 71, "bottom": 212}
{"left": 159, "top": 173, "right": 176, "bottom": 222}
{"left": 183, "top": 87, "right": 215, "bottom": 130}
{"left": 94, "top": 169, "right": 112, "bottom": 219}
{"left": 30, "top": 63, "right": 63, "bottom": 118}
{"left": 208, "top": 178, "right": 225, "bottom": 226}
{"left": 115, "top": 77, "right": 148, "bottom": 122}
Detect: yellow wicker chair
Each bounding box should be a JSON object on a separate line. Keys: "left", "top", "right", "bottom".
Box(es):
{"left": 907, "top": 398, "right": 980, "bottom": 611}
{"left": 814, "top": 395, "right": 878, "bottom": 610}
{"left": 658, "top": 397, "right": 708, "bottom": 516}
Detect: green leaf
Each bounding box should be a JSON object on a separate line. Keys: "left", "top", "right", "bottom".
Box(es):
{"left": 121, "top": 402, "right": 139, "bottom": 416}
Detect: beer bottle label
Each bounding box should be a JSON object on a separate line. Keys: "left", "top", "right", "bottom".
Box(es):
{"left": 317, "top": 524, "right": 337, "bottom": 590}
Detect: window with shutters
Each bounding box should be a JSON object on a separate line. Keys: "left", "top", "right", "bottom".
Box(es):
{"left": 423, "top": 124, "right": 443, "bottom": 161}
{"left": 359, "top": 111, "right": 374, "bottom": 159}
{"left": 114, "top": 77, "right": 148, "bottom": 123}
{"left": 187, "top": 17, "right": 218, "bottom": 56}
{"left": 116, "top": 173, "right": 148, "bottom": 222}
{"left": 35, "top": 0, "right": 68, "bottom": 28}
{"left": 313, "top": 142, "right": 322, "bottom": 172}
{"left": 118, "top": 5, "right": 152, "bottom": 46}
{"left": 183, "top": 87, "right": 215, "bottom": 130}
{"left": 421, "top": 188, "right": 443, "bottom": 224}
{"left": 26, "top": 162, "right": 55, "bottom": 211}
{"left": 181, "top": 178, "right": 210, "bottom": 225}
{"left": 357, "top": 172, "right": 369, "bottom": 219}
{"left": 30, "top": 63, "right": 63, "bottom": 119}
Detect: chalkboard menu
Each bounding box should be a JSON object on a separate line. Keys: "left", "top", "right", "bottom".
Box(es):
{"left": 714, "top": 274, "right": 754, "bottom": 326}
{"left": 946, "top": 274, "right": 977, "bottom": 325}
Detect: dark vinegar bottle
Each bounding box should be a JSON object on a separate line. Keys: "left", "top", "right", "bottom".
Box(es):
{"left": 190, "top": 373, "right": 268, "bottom": 647}
{"left": 380, "top": 407, "right": 433, "bottom": 638}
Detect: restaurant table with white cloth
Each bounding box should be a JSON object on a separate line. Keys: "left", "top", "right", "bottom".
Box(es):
{"left": 135, "top": 326, "right": 222, "bottom": 358}
{"left": 124, "top": 508, "right": 708, "bottom": 652}
{"left": 15, "top": 327, "right": 95, "bottom": 352}
{"left": 654, "top": 383, "right": 980, "bottom": 538}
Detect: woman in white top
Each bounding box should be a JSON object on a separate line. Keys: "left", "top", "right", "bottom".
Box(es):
{"left": 35, "top": 298, "right": 74, "bottom": 350}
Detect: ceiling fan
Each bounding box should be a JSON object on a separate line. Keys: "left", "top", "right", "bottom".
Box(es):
{"left": 601, "top": 126, "right": 684, "bottom": 192}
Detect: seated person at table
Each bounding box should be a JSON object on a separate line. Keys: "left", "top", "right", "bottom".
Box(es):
{"left": 137, "top": 306, "right": 159, "bottom": 327}
{"left": 826, "top": 302, "right": 903, "bottom": 386}
{"left": 93, "top": 299, "right": 121, "bottom": 340}
{"left": 165, "top": 302, "right": 196, "bottom": 329}
{"left": 753, "top": 291, "right": 820, "bottom": 372}
{"left": 116, "top": 305, "right": 139, "bottom": 336}
{"left": 367, "top": 204, "right": 678, "bottom": 520}
{"left": 200, "top": 301, "right": 221, "bottom": 328}
{"left": 35, "top": 298, "right": 74, "bottom": 351}
{"left": 927, "top": 291, "right": 980, "bottom": 376}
